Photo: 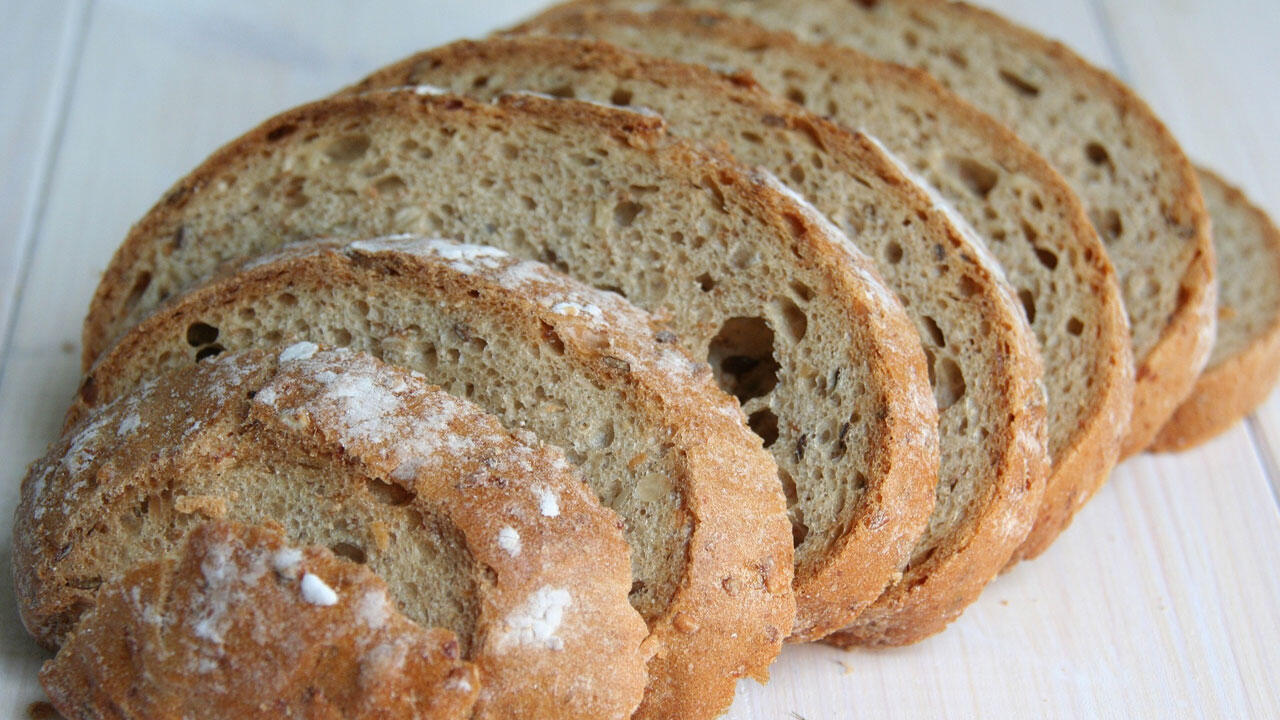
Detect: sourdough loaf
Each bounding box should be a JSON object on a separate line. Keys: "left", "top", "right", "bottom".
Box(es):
{"left": 349, "top": 36, "right": 1046, "bottom": 645}
{"left": 556, "top": 0, "right": 1213, "bottom": 458}
{"left": 70, "top": 237, "right": 797, "bottom": 720}
{"left": 42, "top": 521, "right": 479, "bottom": 720}
{"left": 515, "top": 4, "right": 1132, "bottom": 567}
{"left": 1152, "top": 169, "right": 1280, "bottom": 451}
{"left": 18, "top": 347, "right": 649, "bottom": 720}
{"left": 77, "top": 85, "right": 938, "bottom": 681}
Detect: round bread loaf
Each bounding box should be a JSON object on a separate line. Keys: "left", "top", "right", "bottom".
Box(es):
{"left": 18, "top": 347, "right": 649, "bottom": 720}
{"left": 68, "top": 237, "right": 796, "bottom": 720}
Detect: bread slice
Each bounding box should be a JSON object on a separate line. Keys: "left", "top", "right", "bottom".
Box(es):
{"left": 77, "top": 87, "right": 938, "bottom": 668}
{"left": 1152, "top": 168, "right": 1280, "bottom": 451}
{"left": 68, "top": 237, "right": 800, "bottom": 720}
{"left": 553, "top": 0, "right": 1214, "bottom": 458}
{"left": 17, "top": 347, "right": 650, "bottom": 720}
{"left": 41, "top": 521, "right": 480, "bottom": 720}
{"left": 515, "top": 6, "right": 1131, "bottom": 567}
{"left": 349, "top": 37, "right": 1046, "bottom": 645}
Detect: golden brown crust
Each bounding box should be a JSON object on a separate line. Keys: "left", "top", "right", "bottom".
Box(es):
{"left": 66, "top": 238, "right": 797, "bottom": 720}
{"left": 515, "top": 1, "right": 1129, "bottom": 568}
{"left": 1151, "top": 170, "right": 1280, "bottom": 452}
{"left": 18, "top": 348, "right": 649, "bottom": 720}
{"left": 42, "top": 521, "right": 479, "bottom": 720}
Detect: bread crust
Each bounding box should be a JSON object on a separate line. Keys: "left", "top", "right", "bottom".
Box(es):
{"left": 41, "top": 521, "right": 480, "bottom": 720}
{"left": 69, "top": 237, "right": 799, "bottom": 720}
{"left": 1151, "top": 169, "right": 1280, "bottom": 452}
{"left": 350, "top": 34, "right": 1050, "bottom": 644}
{"left": 19, "top": 348, "right": 649, "bottom": 720}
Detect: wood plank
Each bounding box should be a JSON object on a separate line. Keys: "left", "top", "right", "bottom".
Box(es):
{"left": 1095, "top": 0, "right": 1280, "bottom": 495}
{"left": 0, "top": 0, "right": 82, "bottom": 371}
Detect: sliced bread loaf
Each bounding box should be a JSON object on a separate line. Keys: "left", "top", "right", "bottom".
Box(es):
{"left": 18, "top": 347, "right": 649, "bottom": 720}
{"left": 69, "top": 237, "right": 798, "bottom": 720}
{"left": 42, "top": 521, "right": 480, "bottom": 720}
{"left": 349, "top": 36, "right": 1047, "bottom": 645}
{"left": 555, "top": 0, "right": 1214, "bottom": 458}
{"left": 515, "top": 6, "right": 1131, "bottom": 566}
{"left": 1152, "top": 169, "right": 1280, "bottom": 451}
{"left": 77, "top": 87, "right": 938, "bottom": 672}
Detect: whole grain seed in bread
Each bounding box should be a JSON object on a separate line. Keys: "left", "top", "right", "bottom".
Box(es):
{"left": 77, "top": 86, "right": 939, "bottom": 699}
{"left": 514, "top": 5, "right": 1132, "bottom": 567}
{"left": 41, "top": 521, "right": 480, "bottom": 720}
{"left": 350, "top": 35, "right": 1046, "bottom": 645}
{"left": 1152, "top": 169, "right": 1280, "bottom": 452}
{"left": 557, "top": 0, "right": 1213, "bottom": 459}
{"left": 69, "top": 237, "right": 798, "bottom": 720}
{"left": 17, "top": 347, "right": 649, "bottom": 720}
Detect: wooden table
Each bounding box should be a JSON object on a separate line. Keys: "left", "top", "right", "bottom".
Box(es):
{"left": 2, "top": 1, "right": 1277, "bottom": 717}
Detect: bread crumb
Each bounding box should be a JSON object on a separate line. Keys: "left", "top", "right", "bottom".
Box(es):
{"left": 173, "top": 494, "right": 228, "bottom": 519}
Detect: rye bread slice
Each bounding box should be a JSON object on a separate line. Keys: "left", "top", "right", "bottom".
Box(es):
{"left": 42, "top": 521, "right": 480, "bottom": 720}
{"left": 349, "top": 36, "right": 1046, "bottom": 645}
{"left": 18, "top": 347, "right": 649, "bottom": 720}
{"left": 1152, "top": 169, "right": 1280, "bottom": 451}
{"left": 554, "top": 0, "right": 1214, "bottom": 458}
{"left": 514, "top": 6, "right": 1132, "bottom": 566}
{"left": 68, "top": 238, "right": 797, "bottom": 720}
{"left": 77, "top": 86, "right": 939, "bottom": 682}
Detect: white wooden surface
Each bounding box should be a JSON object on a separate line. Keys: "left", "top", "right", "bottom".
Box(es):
{"left": 1, "top": 1, "right": 1278, "bottom": 717}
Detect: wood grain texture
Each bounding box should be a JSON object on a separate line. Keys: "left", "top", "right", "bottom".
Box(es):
{"left": 0, "top": 0, "right": 1278, "bottom": 718}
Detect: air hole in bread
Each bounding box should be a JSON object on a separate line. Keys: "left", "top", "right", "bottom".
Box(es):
{"left": 777, "top": 467, "right": 809, "bottom": 548}
{"left": 78, "top": 375, "right": 97, "bottom": 405}
{"left": 194, "top": 345, "right": 224, "bottom": 362}
{"left": 332, "top": 328, "right": 353, "bottom": 346}
{"left": 1067, "top": 317, "right": 1085, "bottom": 336}
{"left": 775, "top": 297, "right": 808, "bottom": 343}
{"left": 1085, "top": 142, "right": 1112, "bottom": 168}
{"left": 278, "top": 292, "right": 298, "bottom": 307}
{"left": 946, "top": 49, "right": 969, "bottom": 69}
{"left": 701, "top": 176, "right": 729, "bottom": 214}
{"left": 614, "top": 200, "right": 644, "bottom": 227}
{"left": 741, "top": 131, "right": 765, "bottom": 145}
{"left": 903, "top": 30, "right": 919, "bottom": 48}
{"left": 785, "top": 86, "right": 807, "bottom": 105}
{"left": 547, "top": 84, "right": 576, "bottom": 99}
{"left": 998, "top": 68, "right": 1041, "bottom": 97}
{"left": 330, "top": 541, "right": 367, "bottom": 564}
{"left": 324, "top": 134, "right": 371, "bottom": 164}
{"left": 540, "top": 321, "right": 565, "bottom": 356}
{"left": 501, "top": 143, "right": 519, "bottom": 160}
{"left": 885, "top": 241, "right": 904, "bottom": 264}
{"left": 1034, "top": 247, "right": 1059, "bottom": 270}
{"left": 364, "top": 477, "right": 414, "bottom": 506}
{"left": 708, "top": 317, "right": 780, "bottom": 403}
{"left": 789, "top": 165, "right": 807, "bottom": 185}
{"left": 948, "top": 156, "right": 999, "bottom": 199}
{"left": 696, "top": 273, "right": 717, "bottom": 292}
{"left": 921, "top": 315, "right": 946, "bottom": 348}
{"left": 932, "top": 355, "right": 966, "bottom": 411}
{"left": 957, "top": 275, "right": 979, "bottom": 297}
{"left": 1091, "top": 208, "right": 1124, "bottom": 242}
{"left": 790, "top": 280, "right": 815, "bottom": 303}
{"left": 374, "top": 175, "right": 407, "bottom": 196}
{"left": 1018, "top": 288, "right": 1037, "bottom": 323}
{"left": 123, "top": 272, "right": 152, "bottom": 312}
{"left": 831, "top": 420, "right": 852, "bottom": 460}
{"left": 265, "top": 123, "right": 297, "bottom": 142}
{"left": 610, "top": 87, "right": 633, "bottom": 106}
{"left": 748, "top": 408, "right": 779, "bottom": 448}
{"left": 185, "top": 322, "right": 219, "bottom": 347}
